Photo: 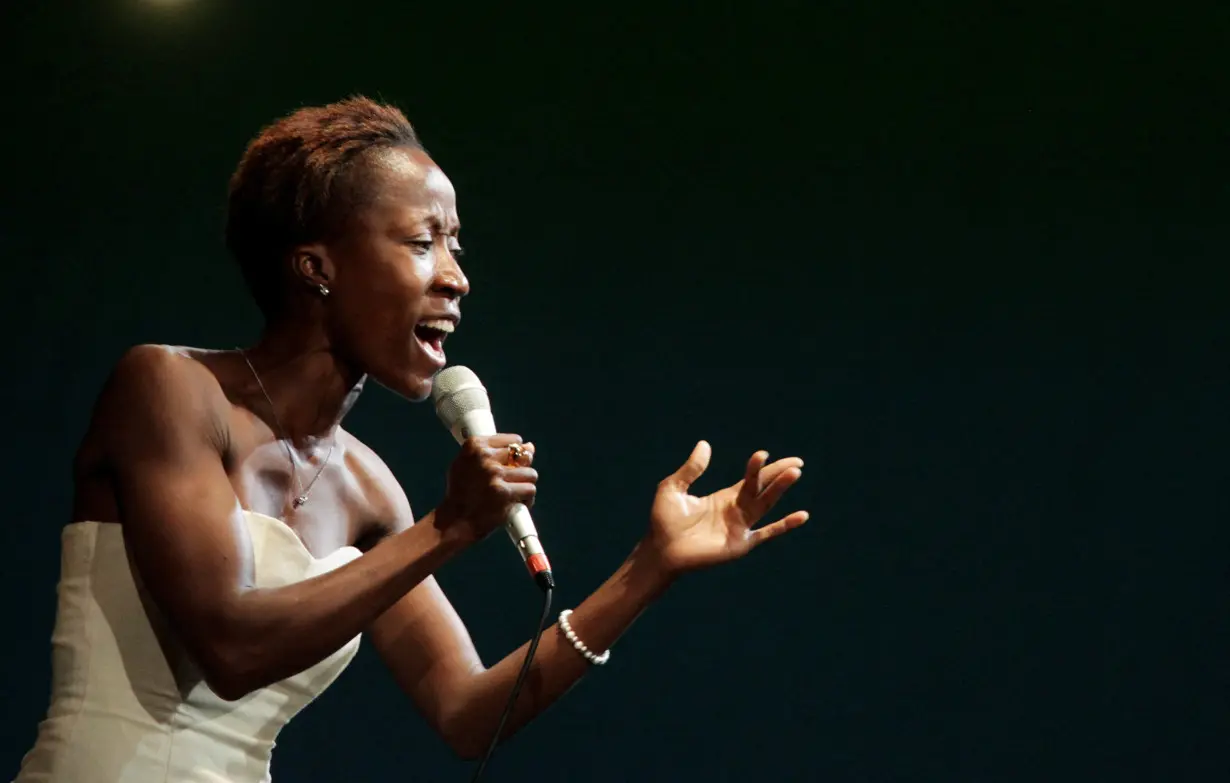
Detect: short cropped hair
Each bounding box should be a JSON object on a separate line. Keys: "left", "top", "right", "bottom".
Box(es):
{"left": 225, "top": 96, "right": 423, "bottom": 318}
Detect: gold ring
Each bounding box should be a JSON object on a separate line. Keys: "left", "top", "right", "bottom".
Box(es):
{"left": 508, "top": 443, "right": 526, "bottom": 464}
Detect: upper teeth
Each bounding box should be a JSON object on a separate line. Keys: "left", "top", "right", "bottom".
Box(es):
{"left": 420, "top": 319, "right": 455, "bottom": 333}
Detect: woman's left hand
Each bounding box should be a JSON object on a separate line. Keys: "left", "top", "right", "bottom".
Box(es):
{"left": 642, "top": 441, "right": 809, "bottom": 576}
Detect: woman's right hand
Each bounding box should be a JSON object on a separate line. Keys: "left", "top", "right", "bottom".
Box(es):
{"left": 434, "top": 434, "right": 537, "bottom": 545}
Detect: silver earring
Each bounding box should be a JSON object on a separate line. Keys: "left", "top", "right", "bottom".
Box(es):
{"left": 318, "top": 283, "right": 330, "bottom": 297}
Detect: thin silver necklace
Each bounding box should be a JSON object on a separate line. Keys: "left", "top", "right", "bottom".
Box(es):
{"left": 238, "top": 349, "right": 336, "bottom": 510}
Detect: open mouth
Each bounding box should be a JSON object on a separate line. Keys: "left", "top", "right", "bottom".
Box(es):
{"left": 413, "top": 318, "right": 455, "bottom": 364}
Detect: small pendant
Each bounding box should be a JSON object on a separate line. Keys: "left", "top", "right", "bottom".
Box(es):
{"left": 293, "top": 495, "right": 308, "bottom": 509}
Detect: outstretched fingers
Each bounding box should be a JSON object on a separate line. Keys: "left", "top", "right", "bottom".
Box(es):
{"left": 736, "top": 451, "right": 771, "bottom": 507}
{"left": 757, "top": 456, "right": 804, "bottom": 489}
{"left": 738, "top": 454, "right": 804, "bottom": 521}
{"left": 746, "top": 510, "right": 810, "bottom": 547}
{"left": 736, "top": 451, "right": 807, "bottom": 547}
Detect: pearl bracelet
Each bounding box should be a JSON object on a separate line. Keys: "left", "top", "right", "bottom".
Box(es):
{"left": 558, "top": 609, "right": 610, "bottom": 666}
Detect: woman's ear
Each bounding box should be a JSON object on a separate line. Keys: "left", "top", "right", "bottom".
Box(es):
{"left": 291, "top": 244, "right": 334, "bottom": 297}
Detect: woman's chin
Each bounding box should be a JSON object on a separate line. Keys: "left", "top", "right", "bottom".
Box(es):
{"left": 370, "top": 365, "right": 437, "bottom": 403}
{"left": 364, "top": 340, "right": 449, "bottom": 402}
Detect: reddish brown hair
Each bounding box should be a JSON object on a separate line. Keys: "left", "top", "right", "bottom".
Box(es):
{"left": 225, "top": 96, "right": 423, "bottom": 318}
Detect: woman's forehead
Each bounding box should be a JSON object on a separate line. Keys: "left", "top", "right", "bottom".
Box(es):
{"left": 365, "top": 148, "right": 459, "bottom": 228}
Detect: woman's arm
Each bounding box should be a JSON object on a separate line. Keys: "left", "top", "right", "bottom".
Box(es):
{"left": 371, "top": 440, "right": 807, "bottom": 759}
{"left": 100, "top": 345, "right": 484, "bottom": 700}
{"left": 370, "top": 540, "right": 669, "bottom": 759}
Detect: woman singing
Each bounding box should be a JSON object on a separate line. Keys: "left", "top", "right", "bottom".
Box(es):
{"left": 14, "top": 96, "right": 808, "bottom": 782}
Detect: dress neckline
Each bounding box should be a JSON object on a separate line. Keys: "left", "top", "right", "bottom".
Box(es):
{"left": 65, "top": 510, "right": 361, "bottom": 563}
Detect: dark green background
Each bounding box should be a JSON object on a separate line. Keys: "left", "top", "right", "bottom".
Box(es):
{"left": 2, "top": 1, "right": 1226, "bottom": 780}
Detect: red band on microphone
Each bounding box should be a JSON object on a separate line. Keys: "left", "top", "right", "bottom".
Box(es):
{"left": 526, "top": 553, "right": 551, "bottom": 575}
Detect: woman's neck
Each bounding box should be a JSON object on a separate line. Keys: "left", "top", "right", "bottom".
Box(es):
{"left": 238, "top": 316, "right": 365, "bottom": 447}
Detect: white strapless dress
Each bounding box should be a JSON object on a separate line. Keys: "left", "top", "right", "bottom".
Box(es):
{"left": 14, "top": 511, "right": 363, "bottom": 783}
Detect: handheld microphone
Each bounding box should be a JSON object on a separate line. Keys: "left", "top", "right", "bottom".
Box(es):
{"left": 431, "top": 366, "right": 555, "bottom": 592}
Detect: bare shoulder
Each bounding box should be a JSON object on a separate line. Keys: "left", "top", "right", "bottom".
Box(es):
{"left": 90, "top": 344, "right": 231, "bottom": 456}
{"left": 72, "top": 345, "right": 234, "bottom": 523}
{"left": 337, "top": 428, "right": 417, "bottom": 543}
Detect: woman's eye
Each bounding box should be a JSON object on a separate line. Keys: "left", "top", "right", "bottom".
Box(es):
{"left": 408, "top": 239, "right": 433, "bottom": 253}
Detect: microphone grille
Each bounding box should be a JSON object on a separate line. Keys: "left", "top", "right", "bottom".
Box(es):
{"left": 432, "top": 366, "right": 491, "bottom": 427}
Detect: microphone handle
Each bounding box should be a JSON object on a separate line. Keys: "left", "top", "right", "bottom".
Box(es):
{"left": 453, "top": 410, "right": 555, "bottom": 591}
{"left": 507, "top": 504, "right": 554, "bottom": 589}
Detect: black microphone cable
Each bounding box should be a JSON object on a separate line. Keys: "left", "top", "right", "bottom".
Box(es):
{"left": 469, "top": 584, "right": 554, "bottom": 782}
